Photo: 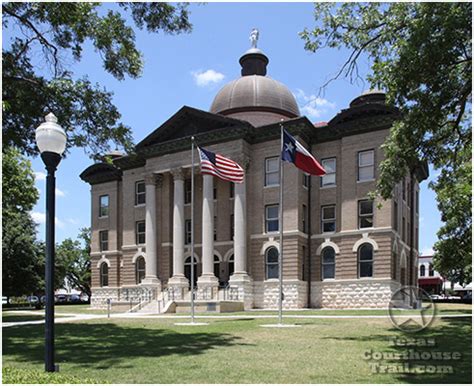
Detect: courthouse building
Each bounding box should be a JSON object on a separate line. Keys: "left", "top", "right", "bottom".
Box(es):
{"left": 81, "top": 40, "right": 428, "bottom": 310}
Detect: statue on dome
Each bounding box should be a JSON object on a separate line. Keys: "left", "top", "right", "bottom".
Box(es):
{"left": 250, "top": 28, "right": 259, "bottom": 48}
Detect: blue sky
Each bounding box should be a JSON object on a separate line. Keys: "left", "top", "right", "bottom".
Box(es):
{"left": 6, "top": 2, "right": 441, "bottom": 255}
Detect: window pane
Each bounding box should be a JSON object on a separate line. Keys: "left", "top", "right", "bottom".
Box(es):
{"left": 267, "top": 219, "right": 279, "bottom": 232}
{"left": 359, "top": 200, "right": 373, "bottom": 215}
{"left": 322, "top": 173, "right": 336, "bottom": 186}
{"left": 267, "top": 264, "right": 278, "bottom": 279}
{"left": 323, "top": 206, "right": 335, "bottom": 219}
{"left": 266, "top": 247, "right": 279, "bottom": 263}
{"left": 359, "top": 245, "right": 373, "bottom": 261}
{"left": 136, "top": 181, "right": 145, "bottom": 193}
{"left": 266, "top": 158, "right": 278, "bottom": 172}
{"left": 322, "top": 158, "right": 336, "bottom": 173}
{"left": 322, "top": 248, "right": 335, "bottom": 263}
{"left": 360, "top": 216, "right": 373, "bottom": 228}
{"left": 359, "top": 151, "right": 374, "bottom": 166}
{"left": 359, "top": 262, "right": 373, "bottom": 277}
{"left": 267, "top": 206, "right": 279, "bottom": 219}
{"left": 266, "top": 172, "right": 279, "bottom": 186}
{"left": 359, "top": 166, "right": 374, "bottom": 181}
{"left": 323, "top": 221, "right": 336, "bottom": 233}
{"left": 323, "top": 264, "right": 335, "bottom": 279}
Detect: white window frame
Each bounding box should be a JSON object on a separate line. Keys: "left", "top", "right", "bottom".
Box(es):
{"left": 321, "top": 247, "right": 336, "bottom": 280}
{"left": 99, "top": 230, "right": 108, "bottom": 252}
{"left": 321, "top": 205, "right": 336, "bottom": 233}
{"left": 358, "top": 200, "right": 374, "bottom": 229}
{"left": 321, "top": 158, "right": 336, "bottom": 187}
{"left": 265, "top": 157, "right": 279, "bottom": 187}
{"left": 265, "top": 204, "right": 279, "bottom": 233}
{"left": 135, "top": 220, "right": 145, "bottom": 245}
{"left": 358, "top": 150, "right": 375, "bottom": 182}
{"left": 185, "top": 219, "right": 192, "bottom": 245}
{"left": 303, "top": 173, "right": 310, "bottom": 189}
{"left": 135, "top": 180, "right": 146, "bottom": 206}
{"left": 99, "top": 195, "right": 109, "bottom": 218}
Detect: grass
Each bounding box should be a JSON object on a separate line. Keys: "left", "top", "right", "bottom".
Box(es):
{"left": 2, "top": 366, "right": 103, "bottom": 384}
{"left": 2, "top": 314, "right": 68, "bottom": 323}
{"left": 2, "top": 314, "right": 471, "bottom": 383}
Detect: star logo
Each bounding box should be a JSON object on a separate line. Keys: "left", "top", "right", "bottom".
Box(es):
{"left": 285, "top": 142, "right": 295, "bottom": 153}
{"left": 388, "top": 286, "right": 436, "bottom": 332}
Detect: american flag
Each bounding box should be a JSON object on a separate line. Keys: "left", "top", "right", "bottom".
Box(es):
{"left": 198, "top": 147, "right": 244, "bottom": 183}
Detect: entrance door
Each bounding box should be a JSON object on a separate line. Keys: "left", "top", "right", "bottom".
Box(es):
{"left": 184, "top": 256, "right": 198, "bottom": 288}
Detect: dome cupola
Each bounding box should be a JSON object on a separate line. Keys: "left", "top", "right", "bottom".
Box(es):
{"left": 210, "top": 29, "right": 300, "bottom": 126}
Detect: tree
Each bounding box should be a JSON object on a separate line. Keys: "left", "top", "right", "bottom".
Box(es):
{"left": 300, "top": 2, "right": 472, "bottom": 283}
{"left": 2, "top": 147, "right": 42, "bottom": 297}
{"left": 2, "top": 2, "right": 192, "bottom": 159}
{"left": 56, "top": 228, "right": 92, "bottom": 297}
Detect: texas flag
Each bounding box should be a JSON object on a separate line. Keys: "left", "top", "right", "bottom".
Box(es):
{"left": 281, "top": 129, "right": 326, "bottom": 176}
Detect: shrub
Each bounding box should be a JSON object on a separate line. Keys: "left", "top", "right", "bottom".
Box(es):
{"left": 2, "top": 366, "right": 105, "bottom": 384}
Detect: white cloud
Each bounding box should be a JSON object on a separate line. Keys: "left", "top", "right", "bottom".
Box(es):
{"left": 55, "top": 188, "right": 65, "bottom": 197}
{"left": 35, "top": 171, "right": 46, "bottom": 182}
{"left": 191, "top": 69, "right": 225, "bottom": 87}
{"left": 294, "top": 89, "right": 336, "bottom": 120}
{"left": 420, "top": 246, "right": 435, "bottom": 256}
{"left": 31, "top": 211, "right": 65, "bottom": 228}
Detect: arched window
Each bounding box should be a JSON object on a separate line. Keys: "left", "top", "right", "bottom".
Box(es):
{"left": 358, "top": 244, "right": 373, "bottom": 278}
{"left": 321, "top": 247, "right": 335, "bottom": 280}
{"left": 228, "top": 254, "right": 235, "bottom": 276}
{"left": 185, "top": 256, "right": 198, "bottom": 286}
{"left": 265, "top": 247, "right": 279, "bottom": 279}
{"left": 429, "top": 264, "right": 434, "bottom": 276}
{"left": 135, "top": 256, "right": 146, "bottom": 284}
{"left": 420, "top": 265, "right": 426, "bottom": 277}
{"left": 100, "top": 262, "right": 109, "bottom": 287}
{"left": 214, "top": 255, "right": 221, "bottom": 279}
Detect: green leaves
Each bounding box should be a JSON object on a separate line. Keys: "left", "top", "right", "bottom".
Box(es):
{"left": 302, "top": 2, "right": 472, "bottom": 282}
{"left": 2, "top": 2, "right": 192, "bottom": 158}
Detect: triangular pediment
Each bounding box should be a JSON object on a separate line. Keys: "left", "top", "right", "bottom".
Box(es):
{"left": 136, "top": 106, "right": 252, "bottom": 150}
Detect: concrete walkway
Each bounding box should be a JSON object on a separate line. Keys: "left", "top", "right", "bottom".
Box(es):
{"left": 3, "top": 309, "right": 470, "bottom": 327}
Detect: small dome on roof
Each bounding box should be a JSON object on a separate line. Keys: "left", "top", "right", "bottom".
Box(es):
{"left": 350, "top": 89, "right": 386, "bottom": 107}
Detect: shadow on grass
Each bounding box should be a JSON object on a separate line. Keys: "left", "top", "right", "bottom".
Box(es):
{"left": 3, "top": 321, "right": 249, "bottom": 370}
{"left": 321, "top": 317, "right": 472, "bottom": 383}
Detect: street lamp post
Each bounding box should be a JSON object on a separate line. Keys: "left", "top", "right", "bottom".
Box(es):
{"left": 36, "top": 113, "right": 66, "bottom": 372}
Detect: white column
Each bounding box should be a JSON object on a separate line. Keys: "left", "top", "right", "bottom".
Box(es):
{"left": 233, "top": 177, "right": 247, "bottom": 273}
{"left": 169, "top": 168, "right": 188, "bottom": 287}
{"left": 142, "top": 173, "right": 160, "bottom": 285}
{"left": 199, "top": 174, "right": 217, "bottom": 281}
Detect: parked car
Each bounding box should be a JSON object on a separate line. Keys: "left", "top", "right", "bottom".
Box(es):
{"left": 2, "top": 296, "right": 8, "bottom": 305}
{"left": 27, "top": 295, "right": 40, "bottom": 304}
{"left": 429, "top": 294, "right": 444, "bottom": 300}
{"left": 70, "top": 294, "right": 81, "bottom": 303}
{"left": 55, "top": 295, "right": 67, "bottom": 303}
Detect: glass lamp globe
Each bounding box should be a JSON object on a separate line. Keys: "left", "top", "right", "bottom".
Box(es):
{"left": 35, "top": 113, "right": 67, "bottom": 156}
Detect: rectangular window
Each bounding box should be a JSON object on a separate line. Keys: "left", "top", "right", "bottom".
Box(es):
{"left": 393, "top": 200, "right": 398, "bottom": 231}
{"left": 303, "top": 173, "right": 310, "bottom": 188}
{"left": 99, "top": 230, "right": 108, "bottom": 251}
{"left": 229, "top": 182, "right": 234, "bottom": 198}
{"left": 213, "top": 186, "right": 217, "bottom": 200}
{"left": 184, "top": 179, "right": 191, "bottom": 204}
{"left": 265, "top": 157, "right": 279, "bottom": 186}
{"left": 302, "top": 204, "right": 308, "bottom": 233}
{"left": 230, "top": 214, "right": 234, "bottom": 240}
{"left": 214, "top": 216, "right": 217, "bottom": 241}
{"left": 99, "top": 195, "right": 109, "bottom": 217}
{"left": 135, "top": 181, "right": 146, "bottom": 206}
{"left": 265, "top": 204, "right": 279, "bottom": 233}
{"left": 321, "top": 205, "right": 336, "bottom": 233}
{"left": 302, "top": 245, "right": 307, "bottom": 281}
{"left": 402, "top": 216, "right": 406, "bottom": 242}
{"left": 321, "top": 158, "right": 336, "bottom": 187}
{"left": 358, "top": 150, "right": 374, "bottom": 182}
{"left": 185, "top": 219, "right": 191, "bottom": 244}
{"left": 402, "top": 178, "right": 406, "bottom": 201}
{"left": 358, "top": 200, "right": 374, "bottom": 229}
{"left": 136, "top": 221, "right": 145, "bottom": 245}
{"left": 416, "top": 190, "right": 419, "bottom": 214}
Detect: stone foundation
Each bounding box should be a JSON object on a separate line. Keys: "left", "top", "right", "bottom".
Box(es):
{"left": 311, "top": 279, "right": 401, "bottom": 309}
{"left": 91, "top": 285, "right": 160, "bottom": 309}
{"left": 253, "top": 280, "right": 308, "bottom": 309}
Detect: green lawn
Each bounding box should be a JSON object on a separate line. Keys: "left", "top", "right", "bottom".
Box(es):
{"left": 2, "top": 314, "right": 69, "bottom": 323}
{"left": 2, "top": 315, "right": 471, "bottom": 383}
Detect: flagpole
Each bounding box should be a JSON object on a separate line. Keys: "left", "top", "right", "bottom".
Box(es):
{"left": 190, "top": 136, "right": 196, "bottom": 324}
{"left": 278, "top": 123, "right": 284, "bottom": 325}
